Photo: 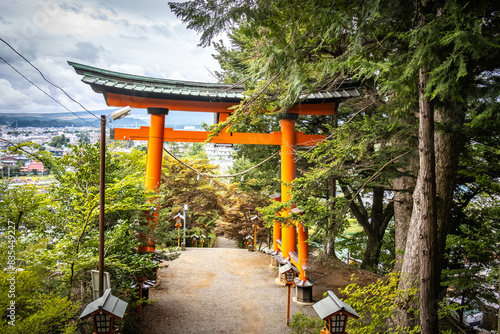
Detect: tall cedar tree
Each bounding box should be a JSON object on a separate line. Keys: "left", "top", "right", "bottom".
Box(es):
{"left": 170, "top": 1, "right": 500, "bottom": 331}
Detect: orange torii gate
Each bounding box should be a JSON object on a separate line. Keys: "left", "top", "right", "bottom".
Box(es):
{"left": 69, "top": 61, "right": 360, "bottom": 303}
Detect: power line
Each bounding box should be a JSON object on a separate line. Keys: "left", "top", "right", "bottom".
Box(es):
{"left": 0, "top": 38, "right": 99, "bottom": 120}
{"left": 0, "top": 56, "right": 96, "bottom": 128}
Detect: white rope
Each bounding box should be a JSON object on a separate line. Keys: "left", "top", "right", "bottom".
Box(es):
{"left": 163, "top": 147, "right": 280, "bottom": 179}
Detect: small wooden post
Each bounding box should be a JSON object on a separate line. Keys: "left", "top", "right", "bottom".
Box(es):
{"left": 286, "top": 284, "right": 291, "bottom": 326}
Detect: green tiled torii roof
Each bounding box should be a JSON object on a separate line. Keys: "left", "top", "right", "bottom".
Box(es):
{"left": 68, "top": 61, "right": 360, "bottom": 104}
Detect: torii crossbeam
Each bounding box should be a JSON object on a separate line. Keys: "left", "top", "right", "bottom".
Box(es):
{"left": 69, "top": 61, "right": 360, "bottom": 303}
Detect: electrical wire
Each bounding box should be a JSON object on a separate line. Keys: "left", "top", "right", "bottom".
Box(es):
{"left": 0, "top": 56, "right": 96, "bottom": 128}
{"left": 0, "top": 38, "right": 99, "bottom": 120}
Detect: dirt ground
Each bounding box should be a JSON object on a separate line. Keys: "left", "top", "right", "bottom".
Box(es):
{"left": 139, "top": 238, "right": 380, "bottom": 334}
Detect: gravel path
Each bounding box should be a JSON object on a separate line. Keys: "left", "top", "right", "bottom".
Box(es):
{"left": 140, "top": 237, "right": 316, "bottom": 333}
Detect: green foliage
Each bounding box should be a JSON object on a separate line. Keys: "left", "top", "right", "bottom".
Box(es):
{"left": 340, "top": 273, "right": 421, "bottom": 334}
{"left": 39, "top": 144, "right": 155, "bottom": 293}
{"left": 226, "top": 113, "right": 281, "bottom": 194}
{"left": 0, "top": 143, "right": 173, "bottom": 333}
{"left": 48, "top": 134, "right": 70, "bottom": 148}
{"left": 339, "top": 273, "right": 464, "bottom": 333}
{"left": 443, "top": 193, "right": 500, "bottom": 309}
{"left": 0, "top": 184, "right": 50, "bottom": 231}
{"left": 289, "top": 311, "right": 323, "bottom": 334}
{"left": 216, "top": 185, "right": 271, "bottom": 245}
{"left": 229, "top": 147, "right": 280, "bottom": 193}
{"left": 336, "top": 230, "right": 366, "bottom": 263}
{"left": 153, "top": 154, "right": 245, "bottom": 250}
{"left": 0, "top": 269, "right": 80, "bottom": 334}
{"left": 182, "top": 142, "right": 208, "bottom": 159}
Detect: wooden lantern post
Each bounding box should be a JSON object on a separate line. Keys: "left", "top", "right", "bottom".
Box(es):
{"left": 173, "top": 213, "right": 184, "bottom": 248}
{"left": 251, "top": 215, "right": 262, "bottom": 250}
{"left": 279, "top": 263, "right": 300, "bottom": 326}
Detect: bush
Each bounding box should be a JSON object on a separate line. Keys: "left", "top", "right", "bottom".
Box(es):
{"left": 340, "top": 272, "right": 421, "bottom": 334}
{"left": 0, "top": 269, "right": 80, "bottom": 334}
{"left": 289, "top": 311, "right": 323, "bottom": 334}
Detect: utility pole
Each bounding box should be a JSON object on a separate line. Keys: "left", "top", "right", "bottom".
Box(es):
{"left": 99, "top": 115, "right": 105, "bottom": 297}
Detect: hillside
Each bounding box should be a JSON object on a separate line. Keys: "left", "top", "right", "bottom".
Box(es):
{"left": 0, "top": 109, "right": 214, "bottom": 128}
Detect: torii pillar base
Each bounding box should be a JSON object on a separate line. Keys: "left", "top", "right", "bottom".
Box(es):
{"left": 294, "top": 279, "right": 316, "bottom": 304}
{"left": 269, "top": 251, "right": 280, "bottom": 268}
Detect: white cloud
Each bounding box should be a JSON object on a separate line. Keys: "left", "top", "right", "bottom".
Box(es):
{"left": 0, "top": 0, "right": 222, "bottom": 114}
{"left": 108, "top": 63, "right": 146, "bottom": 76}
{"left": 0, "top": 79, "right": 29, "bottom": 110}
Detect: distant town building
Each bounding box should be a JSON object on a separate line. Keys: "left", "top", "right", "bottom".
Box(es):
{"left": 205, "top": 144, "right": 235, "bottom": 172}
{"left": 0, "top": 156, "right": 19, "bottom": 166}
{"left": 44, "top": 147, "right": 66, "bottom": 157}
{"left": 21, "top": 162, "right": 45, "bottom": 174}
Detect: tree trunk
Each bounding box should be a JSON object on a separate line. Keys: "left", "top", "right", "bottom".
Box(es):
{"left": 15, "top": 210, "right": 23, "bottom": 232}
{"left": 326, "top": 176, "right": 339, "bottom": 258}
{"left": 361, "top": 187, "right": 394, "bottom": 270}
{"left": 392, "top": 114, "right": 418, "bottom": 273}
{"left": 362, "top": 234, "right": 382, "bottom": 270}
{"left": 393, "top": 172, "right": 416, "bottom": 272}
{"left": 394, "top": 178, "right": 422, "bottom": 329}
{"left": 394, "top": 103, "right": 464, "bottom": 330}
{"left": 434, "top": 104, "right": 465, "bottom": 264}
{"left": 325, "top": 112, "right": 340, "bottom": 258}
{"left": 417, "top": 64, "right": 439, "bottom": 334}
{"left": 340, "top": 184, "right": 394, "bottom": 270}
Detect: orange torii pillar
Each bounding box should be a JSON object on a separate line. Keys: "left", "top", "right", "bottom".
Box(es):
{"left": 270, "top": 193, "right": 281, "bottom": 258}
{"left": 293, "top": 208, "right": 314, "bottom": 303}
{"left": 138, "top": 108, "right": 168, "bottom": 254}
{"left": 280, "top": 114, "right": 297, "bottom": 260}
{"left": 278, "top": 113, "right": 315, "bottom": 304}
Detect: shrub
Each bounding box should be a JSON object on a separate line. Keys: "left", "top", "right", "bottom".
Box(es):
{"left": 340, "top": 273, "right": 421, "bottom": 333}
{"left": 289, "top": 311, "right": 323, "bottom": 334}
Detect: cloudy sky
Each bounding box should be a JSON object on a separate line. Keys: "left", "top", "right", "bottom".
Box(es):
{"left": 0, "top": 0, "right": 223, "bottom": 115}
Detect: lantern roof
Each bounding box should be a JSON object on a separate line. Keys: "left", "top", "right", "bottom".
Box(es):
{"left": 312, "top": 290, "right": 359, "bottom": 320}
{"left": 270, "top": 193, "right": 282, "bottom": 202}
{"left": 173, "top": 213, "right": 184, "bottom": 220}
{"left": 250, "top": 215, "right": 261, "bottom": 221}
{"left": 291, "top": 207, "right": 305, "bottom": 214}
{"left": 279, "top": 263, "right": 300, "bottom": 275}
{"left": 79, "top": 289, "right": 128, "bottom": 320}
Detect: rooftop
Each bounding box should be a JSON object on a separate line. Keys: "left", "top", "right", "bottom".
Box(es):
{"left": 68, "top": 61, "right": 361, "bottom": 113}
